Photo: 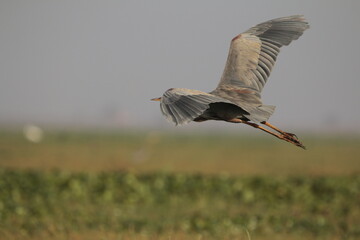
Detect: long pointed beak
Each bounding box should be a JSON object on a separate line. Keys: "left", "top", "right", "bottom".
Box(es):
{"left": 151, "top": 97, "right": 161, "bottom": 101}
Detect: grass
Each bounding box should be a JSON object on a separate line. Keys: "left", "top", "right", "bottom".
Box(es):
{"left": 1, "top": 130, "right": 359, "bottom": 175}
{"left": 0, "top": 130, "right": 360, "bottom": 239}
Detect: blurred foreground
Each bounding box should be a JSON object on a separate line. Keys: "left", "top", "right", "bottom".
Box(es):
{"left": 0, "top": 130, "right": 359, "bottom": 239}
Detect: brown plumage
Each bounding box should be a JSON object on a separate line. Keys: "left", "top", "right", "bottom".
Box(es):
{"left": 151, "top": 15, "right": 309, "bottom": 149}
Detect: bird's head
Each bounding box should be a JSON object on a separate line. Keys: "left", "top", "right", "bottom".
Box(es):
{"left": 151, "top": 97, "right": 162, "bottom": 102}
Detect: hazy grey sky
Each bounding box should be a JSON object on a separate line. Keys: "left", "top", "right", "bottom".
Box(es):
{"left": 1, "top": 0, "right": 359, "bottom": 132}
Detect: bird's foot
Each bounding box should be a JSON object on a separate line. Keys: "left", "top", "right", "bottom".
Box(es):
{"left": 282, "top": 133, "right": 306, "bottom": 149}
{"left": 283, "top": 132, "right": 298, "bottom": 140}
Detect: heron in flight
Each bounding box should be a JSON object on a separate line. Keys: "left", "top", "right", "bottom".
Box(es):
{"left": 152, "top": 15, "right": 309, "bottom": 149}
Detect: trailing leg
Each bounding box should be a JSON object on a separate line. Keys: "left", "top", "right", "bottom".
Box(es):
{"left": 229, "top": 119, "right": 306, "bottom": 149}
{"left": 261, "top": 121, "right": 298, "bottom": 139}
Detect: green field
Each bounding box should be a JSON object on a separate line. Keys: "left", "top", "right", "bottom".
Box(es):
{"left": 0, "top": 130, "right": 360, "bottom": 239}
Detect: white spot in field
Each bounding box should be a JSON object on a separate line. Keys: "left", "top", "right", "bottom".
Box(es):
{"left": 23, "top": 125, "right": 44, "bottom": 143}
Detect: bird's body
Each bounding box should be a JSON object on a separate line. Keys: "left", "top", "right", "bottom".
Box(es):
{"left": 152, "top": 15, "right": 309, "bottom": 149}
{"left": 194, "top": 102, "right": 249, "bottom": 123}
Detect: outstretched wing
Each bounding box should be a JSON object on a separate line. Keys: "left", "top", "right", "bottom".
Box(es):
{"left": 160, "top": 88, "right": 231, "bottom": 125}
{"left": 215, "top": 15, "right": 309, "bottom": 93}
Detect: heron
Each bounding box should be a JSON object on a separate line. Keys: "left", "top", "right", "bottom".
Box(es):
{"left": 152, "top": 15, "right": 309, "bottom": 149}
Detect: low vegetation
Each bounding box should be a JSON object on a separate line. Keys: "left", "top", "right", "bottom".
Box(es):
{"left": 0, "top": 130, "right": 359, "bottom": 239}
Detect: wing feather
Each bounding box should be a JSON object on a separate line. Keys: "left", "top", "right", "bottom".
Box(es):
{"left": 214, "top": 15, "right": 309, "bottom": 95}
{"left": 160, "top": 88, "right": 231, "bottom": 125}
{"left": 161, "top": 104, "right": 176, "bottom": 123}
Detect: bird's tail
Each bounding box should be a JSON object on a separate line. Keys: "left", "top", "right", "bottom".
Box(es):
{"left": 247, "top": 105, "right": 276, "bottom": 123}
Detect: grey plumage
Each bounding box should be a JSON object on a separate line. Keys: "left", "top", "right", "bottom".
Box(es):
{"left": 153, "top": 15, "right": 309, "bottom": 149}
{"left": 160, "top": 88, "right": 234, "bottom": 125}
